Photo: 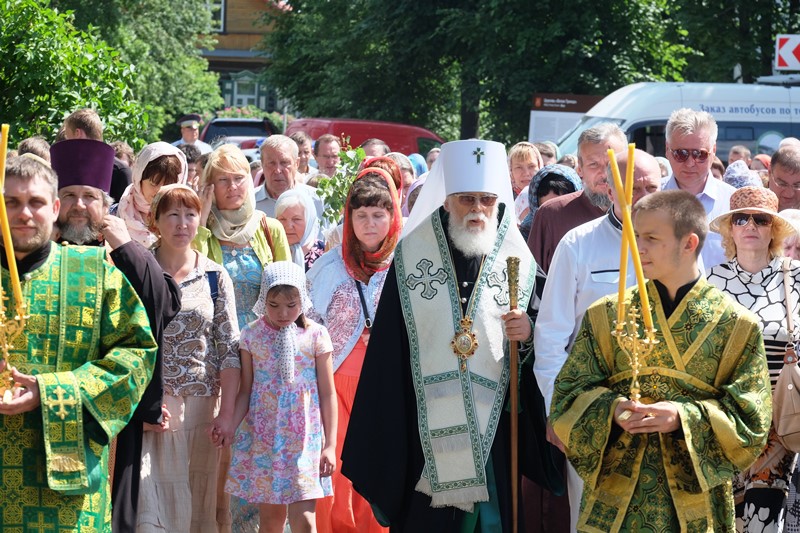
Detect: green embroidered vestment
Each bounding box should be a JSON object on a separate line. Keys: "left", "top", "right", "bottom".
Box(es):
{"left": 0, "top": 244, "right": 157, "bottom": 532}
{"left": 551, "top": 278, "right": 771, "bottom": 532}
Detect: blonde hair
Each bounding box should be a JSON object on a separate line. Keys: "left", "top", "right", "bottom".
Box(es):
{"left": 718, "top": 217, "right": 793, "bottom": 260}
{"left": 201, "top": 144, "right": 250, "bottom": 187}
{"left": 508, "top": 142, "right": 542, "bottom": 168}
{"left": 666, "top": 108, "right": 718, "bottom": 146}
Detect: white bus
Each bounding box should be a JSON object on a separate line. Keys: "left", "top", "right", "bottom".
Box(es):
{"left": 557, "top": 81, "right": 800, "bottom": 162}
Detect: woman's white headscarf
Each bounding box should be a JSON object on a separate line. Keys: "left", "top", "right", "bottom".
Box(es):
{"left": 203, "top": 144, "right": 262, "bottom": 245}
{"left": 275, "top": 189, "right": 320, "bottom": 268}
{"left": 118, "top": 142, "right": 187, "bottom": 248}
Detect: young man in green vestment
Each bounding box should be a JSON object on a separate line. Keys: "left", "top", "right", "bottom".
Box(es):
{"left": 551, "top": 189, "right": 772, "bottom": 532}
{"left": 0, "top": 156, "right": 157, "bottom": 532}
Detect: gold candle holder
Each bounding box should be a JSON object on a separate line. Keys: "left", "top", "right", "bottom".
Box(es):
{"left": 0, "top": 123, "right": 29, "bottom": 403}
{"left": 612, "top": 305, "right": 658, "bottom": 419}
{"left": 0, "top": 290, "right": 28, "bottom": 404}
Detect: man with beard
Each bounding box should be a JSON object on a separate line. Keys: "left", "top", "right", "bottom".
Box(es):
{"left": 0, "top": 155, "right": 158, "bottom": 531}
{"left": 50, "top": 139, "right": 182, "bottom": 533}
{"left": 342, "top": 140, "right": 558, "bottom": 531}
{"left": 527, "top": 123, "right": 627, "bottom": 275}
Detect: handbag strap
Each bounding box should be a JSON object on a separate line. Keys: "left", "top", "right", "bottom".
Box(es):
{"left": 355, "top": 281, "right": 373, "bottom": 329}
{"left": 260, "top": 213, "right": 277, "bottom": 261}
{"left": 782, "top": 257, "right": 797, "bottom": 364}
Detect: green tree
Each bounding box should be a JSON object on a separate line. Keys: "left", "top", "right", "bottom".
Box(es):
{"left": 674, "top": 0, "right": 800, "bottom": 83}
{"left": 476, "top": 0, "right": 691, "bottom": 143}
{"left": 261, "top": 0, "right": 692, "bottom": 144}
{"left": 53, "top": 0, "right": 224, "bottom": 141}
{"left": 0, "top": 0, "right": 148, "bottom": 146}
{"left": 261, "top": 0, "right": 462, "bottom": 141}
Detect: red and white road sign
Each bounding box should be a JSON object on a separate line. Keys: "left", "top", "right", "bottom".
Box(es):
{"left": 776, "top": 35, "right": 800, "bottom": 71}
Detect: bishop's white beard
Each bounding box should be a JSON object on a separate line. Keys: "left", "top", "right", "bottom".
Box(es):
{"left": 448, "top": 209, "right": 498, "bottom": 258}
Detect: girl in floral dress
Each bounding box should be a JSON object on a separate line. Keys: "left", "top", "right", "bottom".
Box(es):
{"left": 226, "top": 261, "right": 336, "bottom": 533}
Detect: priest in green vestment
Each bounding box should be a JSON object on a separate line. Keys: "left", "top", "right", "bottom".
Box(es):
{"left": 0, "top": 156, "right": 157, "bottom": 532}
{"left": 551, "top": 190, "right": 772, "bottom": 532}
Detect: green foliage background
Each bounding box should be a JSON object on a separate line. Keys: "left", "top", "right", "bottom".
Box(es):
{"left": 261, "top": 0, "right": 800, "bottom": 145}
{"left": 51, "top": 0, "right": 224, "bottom": 141}
{"left": 4, "top": 0, "right": 800, "bottom": 149}
{"left": 0, "top": 0, "right": 149, "bottom": 146}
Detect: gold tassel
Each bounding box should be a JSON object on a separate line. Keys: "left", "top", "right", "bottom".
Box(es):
{"left": 50, "top": 454, "right": 83, "bottom": 472}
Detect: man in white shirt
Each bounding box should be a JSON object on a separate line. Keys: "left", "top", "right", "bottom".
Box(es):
{"left": 534, "top": 149, "right": 662, "bottom": 531}
{"left": 661, "top": 108, "right": 734, "bottom": 271}
{"left": 253, "top": 135, "right": 324, "bottom": 217}
{"left": 171, "top": 114, "right": 213, "bottom": 154}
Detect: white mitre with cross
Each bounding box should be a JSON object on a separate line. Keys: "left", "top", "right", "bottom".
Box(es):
{"left": 402, "top": 139, "right": 515, "bottom": 238}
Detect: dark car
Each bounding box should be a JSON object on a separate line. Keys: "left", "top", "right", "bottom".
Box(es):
{"left": 200, "top": 118, "right": 276, "bottom": 147}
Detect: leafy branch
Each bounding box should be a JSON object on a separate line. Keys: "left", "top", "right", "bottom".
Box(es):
{"left": 315, "top": 135, "right": 365, "bottom": 225}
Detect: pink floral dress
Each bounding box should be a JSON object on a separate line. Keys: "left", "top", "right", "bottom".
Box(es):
{"left": 226, "top": 317, "right": 334, "bottom": 504}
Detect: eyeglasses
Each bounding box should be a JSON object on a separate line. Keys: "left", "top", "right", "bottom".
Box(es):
{"left": 771, "top": 175, "right": 800, "bottom": 191}
{"left": 454, "top": 194, "right": 498, "bottom": 207}
{"left": 670, "top": 149, "right": 710, "bottom": 164}
{"left": 731, "top": 213, "right": 773, "bottom": 227}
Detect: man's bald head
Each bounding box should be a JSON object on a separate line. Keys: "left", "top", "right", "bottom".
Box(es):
{"left": 607, "top": 149, "right": 662, "bottom": 218}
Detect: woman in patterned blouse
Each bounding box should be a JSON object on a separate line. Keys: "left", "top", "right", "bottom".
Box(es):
{"left": 708, "top": 186, "right": 799, "bottom": 532}
{"left": 137, "top": 184, "right": 241, "bottom": 533}
{"left": 307, "top": 167, "right": 403, "bottom": 533}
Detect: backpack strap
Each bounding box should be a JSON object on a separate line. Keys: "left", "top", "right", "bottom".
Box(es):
{"left": 207, "top": 270, "right": 219, "bottom": 307}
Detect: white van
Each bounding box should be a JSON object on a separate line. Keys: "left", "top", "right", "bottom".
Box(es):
{"left": 557, "top": 82, "right": 800, "bottom": 162}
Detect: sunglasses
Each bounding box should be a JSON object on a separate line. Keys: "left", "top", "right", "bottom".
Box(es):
{"left": 454, "top": 194, "right": 498, "bottom": 207}
{"left": 731, "top": 213, "right": 773, "bottom": 227}
{"left": 670, "top": 149, "right": 710, "bottom": 164}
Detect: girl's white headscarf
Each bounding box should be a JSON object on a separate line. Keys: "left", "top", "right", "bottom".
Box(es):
{"left": 252, "top": 261, "right": 312, "bottom": 383}
{"left": 275, "top": 189, "right": 320, "bottom": 268}
{"left": 118, "top": 142, "right": 188, "bottom": 248}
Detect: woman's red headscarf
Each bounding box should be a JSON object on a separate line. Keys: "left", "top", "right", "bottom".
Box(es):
{"left": 753, "top": 153, "right": 771, "bottom": 171}
{"left": 342, "top": 167, "right": 403, "bottom": 284}
{"left": 360, "top": 156, "right": 404, "bottom": 199}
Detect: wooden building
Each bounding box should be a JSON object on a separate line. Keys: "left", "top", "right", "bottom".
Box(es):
{"left": 202, "top": 0, "right": 277, "bottom": 111}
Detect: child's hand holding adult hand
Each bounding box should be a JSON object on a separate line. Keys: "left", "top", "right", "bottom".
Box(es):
{"left": 320, "top": 445, "right": 336, "bottom": 477}
{"left": 208, "top": 412, "right": 236, "bottom": 447}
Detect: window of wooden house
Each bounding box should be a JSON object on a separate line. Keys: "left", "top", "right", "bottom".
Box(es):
{"left": 207, "top": 0, "right": 225, "bottom": 32}
{"left": 234, "top": 79, "right": 257, "bottom": 107}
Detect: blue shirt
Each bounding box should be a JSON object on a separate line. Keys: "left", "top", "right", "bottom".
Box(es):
{"left": 662, "top": 173, "right": 735, "bottom": 272}
{"left": 171, "top": 138, "right": 213, "bottom": 154}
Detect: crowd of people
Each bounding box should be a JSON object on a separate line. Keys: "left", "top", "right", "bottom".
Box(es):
{"left": 2, "top": 103, "right": 800, "bottom": 533}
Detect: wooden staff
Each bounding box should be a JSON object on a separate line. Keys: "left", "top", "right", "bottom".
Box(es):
{"left": 506, "top": 256, "right": 520, "bottom": 533}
